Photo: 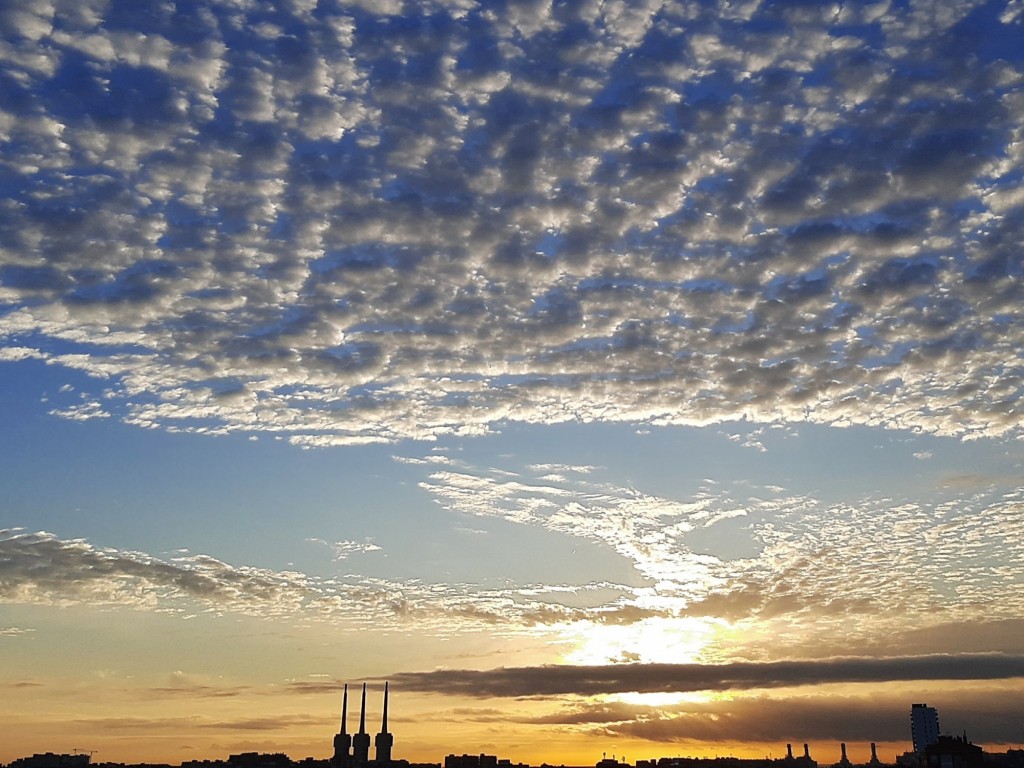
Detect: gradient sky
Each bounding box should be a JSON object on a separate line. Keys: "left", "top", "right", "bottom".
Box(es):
{"left": 2, "top": 0, "right": 1024, "bottom": 765}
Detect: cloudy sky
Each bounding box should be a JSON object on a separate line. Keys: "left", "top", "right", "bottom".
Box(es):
{"left": 2, "top": 0, "right": 1024, "bottom": 764}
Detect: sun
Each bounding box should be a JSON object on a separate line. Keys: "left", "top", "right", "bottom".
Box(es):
{"left": 613, "top": 690, "right": 711, "bottom": 706}
{"left": 558, "top": 615, "right": 720, "bottom": 666}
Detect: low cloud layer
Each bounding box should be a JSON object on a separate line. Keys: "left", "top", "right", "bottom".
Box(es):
{"left": 386, "top": 655, "right": 1024, "bottom": 697}
{"left": 72, "top": 713, "right": 329, "bottom": 732}
{"left": 1, "top": 0, "right": 1022, "bottom": 444}
{"left": 528, "top": 689, "right": 1024, "bottom": 746}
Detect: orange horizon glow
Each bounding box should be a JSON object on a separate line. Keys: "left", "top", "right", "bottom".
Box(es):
{"left": 0, "top": 730, "right": 924, "bottom": 768}
{"left": 6, "top": 676, "right": 1021, "bottom": 768}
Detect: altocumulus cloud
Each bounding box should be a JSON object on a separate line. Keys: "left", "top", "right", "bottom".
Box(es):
{"left": 0, "top": 529, "right": 315, "bottom": 613}
{"left": 413, "top": 457, "right": 1024, "bottom": 650}
{"left": 0, "top": 529, "right": 635, "bottom": 630}
{"left": 0, "top": 1, "right": 1022, "bottom": 444}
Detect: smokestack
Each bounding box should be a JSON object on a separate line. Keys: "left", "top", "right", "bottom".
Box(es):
{"left": 787, "top": 745, "right": 794, "bottom": 760}
{"left": 333, "top": 684, "right": 352, "bottom": 765}
{"left": 375, "top": 682, "right": 394, "bottom": 764}
{"left": 359, "top": 684, "right": 366, "bottom": 734}
{"left": 342, "top": 684, "right": 349, "bottom": 736}
{"left": 804, "top": 745, "right": 811, "bottom": 760}
{"left": 352, "top": 684, "right": 370, "bottom": 763}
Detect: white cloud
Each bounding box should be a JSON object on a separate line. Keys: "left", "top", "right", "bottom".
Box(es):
{"left": 307, "top": 537, "right": 382, "bottom": 560}
{"left": 0, "top": 626, "right": 36, "bottom": 637}
{"left": 0, "top": 529, "right": 315, "bottom": 615}
{"left": 0, "top": 0, "right": 1021, "bottom": 448}
{"left": 0, "top": 529, "right": 643, "bottom": 633}
{"left": 412, "top": 455, "right": 1024, "bottom": 652}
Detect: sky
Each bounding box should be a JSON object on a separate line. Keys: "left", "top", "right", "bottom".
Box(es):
{"left": 2, "top": 0, "right": 1024, "bottom": 764}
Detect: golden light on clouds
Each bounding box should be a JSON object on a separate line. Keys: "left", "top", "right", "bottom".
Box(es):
{"left": 613, "top": 691, "right": 712, "bottom": 708}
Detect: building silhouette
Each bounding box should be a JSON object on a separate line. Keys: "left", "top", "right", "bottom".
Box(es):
{"left": 225, "top": 754, "right": 292, "bottom": 768}
{"left": 16, "top": 698, "right": 1023, "bottom": 768}
{"left": 353, "top": 684, "right": 372, "bottom": 764}
{"left": 636, "top": 745, "right": 821, "bottom": 768}
{"left": 375, "top": 683, "right": 394, "bottom": 764}
{"left": 925, "top": 736, "right": 983, "bottom": 768}
{"left": 445, "top": 756, "right": 498, "bottom": 768}
{"left": 870, "top": 744, "right": 883, "bottom": 767}
{"left": 334, "top": 684, "right": 352, "bottom": 765}
{"left": 776, "top": 743, "right": 817, "bottom": 768}
{"left": 912, "top": 705, "right": 941, "bottom": 754}
{"left": 8, "top": 755, "right": 90, "bottom": 768}
{"left": 332, "top": 682, "right": 393, "bottom": 767}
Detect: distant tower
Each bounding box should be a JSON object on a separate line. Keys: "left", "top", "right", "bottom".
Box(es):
{"left": 787, "top": 745, "right": 794, "bottom": 760}
{"left": 869, "top": 743, "right": 882, "bottom": 766}
{"left": 804, "top": 745, "right": 812, "bottom": 760}
{"left": 375, "top": 682, "right": 394, "bottom": 764}
{"left": 353, "top": 683, "right": 371, "bottom": 764}
{"left": 333, "top": 684, "right": 352, "bottom": 765}
{"left": 838, "top": 743, "right": 851, "bottom": 767}
{"left": 912, "top": 704, "right": 940, "bottom": 753}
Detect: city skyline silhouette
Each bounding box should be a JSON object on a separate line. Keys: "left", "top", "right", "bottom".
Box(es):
{"left": 4, "top": 696, "right": 1018, "bottom": 768}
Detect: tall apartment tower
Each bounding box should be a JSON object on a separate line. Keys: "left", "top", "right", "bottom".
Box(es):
{"left": 911, "top": 703, "right": 940, "bottom": 753}
{"left": 375, "top": 682, "right": 394, "bottom": 764}
{"left": 353, "top": 683, "right": 371, "bottom": 763}
{"left": 333, "top": 684, "right": 352, "bottom": 765}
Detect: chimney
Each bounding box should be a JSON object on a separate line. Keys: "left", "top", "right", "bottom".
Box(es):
{"left": 333, "top": 684, "right": 352, "bottom": 765}
{"left": 375, "top": 682, "right": 394, "bottom": 764}
{"left": 352, "top": 684, "right": 371, "bottom": 763}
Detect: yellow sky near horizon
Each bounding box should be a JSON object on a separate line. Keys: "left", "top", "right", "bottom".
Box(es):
{"left": 4, "top": 597, "right": 1022, "bottom": 768}
{"left": 0, "top": 674, "right": 1007, "bottom": 768}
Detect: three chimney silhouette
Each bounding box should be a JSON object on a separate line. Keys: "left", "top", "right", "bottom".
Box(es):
{"left": 334, "top": 682, "right": 393, "bottom": 766}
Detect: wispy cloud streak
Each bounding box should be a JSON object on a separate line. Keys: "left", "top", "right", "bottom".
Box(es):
{"left": 0, "top": 529, "right": 638, "bottom": 630}
{"left": 414, "top": 457, "right": 1024, "bottom": 651}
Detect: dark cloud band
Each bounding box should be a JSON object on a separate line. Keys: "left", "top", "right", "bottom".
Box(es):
{"left": 385, "top": 655, "right": 1024, "bottom": 697}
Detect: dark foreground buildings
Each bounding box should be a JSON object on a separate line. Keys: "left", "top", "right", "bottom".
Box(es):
{"left": 8, "top": 756, "right": 91, "bottom": 768}
{"left": 5, "top": 697, "right": 1024, "bottom": 768}
{"left": 912, "top": 706, "right": 942, "bottom": 755}
{"left": 332, "top": 683, "right": 396, "bottom": 768}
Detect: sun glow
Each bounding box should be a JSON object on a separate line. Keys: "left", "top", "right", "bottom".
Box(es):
{"left": 560, "top": 616, "right": 719, "bottom": 665}
{"left": 613, "top": 690, "right": 711, "bottom": 706}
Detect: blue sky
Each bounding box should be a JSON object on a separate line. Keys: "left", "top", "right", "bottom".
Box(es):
{"left": 2, "top": 0, "right": 1024, "bottom": 763}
